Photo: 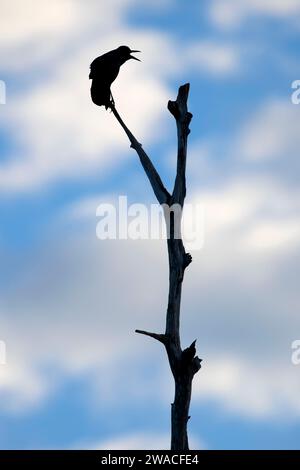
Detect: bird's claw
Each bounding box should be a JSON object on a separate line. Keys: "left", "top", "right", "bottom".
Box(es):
{"left": 107, "top": 99, "right": 115, "bottom": 112}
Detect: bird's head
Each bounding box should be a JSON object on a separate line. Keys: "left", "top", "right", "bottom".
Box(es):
{"left": 116, "top": 45, "right": 141, "bottom": 63}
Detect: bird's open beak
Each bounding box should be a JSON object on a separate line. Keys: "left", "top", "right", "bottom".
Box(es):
{"left": 129, "top": 50, "right": 141, "bottom": 61}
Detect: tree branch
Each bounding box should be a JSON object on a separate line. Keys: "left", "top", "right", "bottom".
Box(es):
{"left": 111, "top": 105, "right": 170, "bottom": 205}
{"left": 168, "top": 83, "right": 193, "bottom": 207}
{"left": 135, "top": 329, "right": 166, "bottom": 344}
{"left": 164, "top": 83, "right": 193, "bottom": 349}
{"left": 108, "top": 84, "right": 200, "bottom": 451}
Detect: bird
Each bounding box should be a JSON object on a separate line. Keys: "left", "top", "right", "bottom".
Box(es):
{"left": 89, "top": 45, "right": 141, "bottom": 109}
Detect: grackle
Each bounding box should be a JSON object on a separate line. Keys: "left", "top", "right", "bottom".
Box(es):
{"left": 89, "top": 45, "right": 140, "bottom": 109}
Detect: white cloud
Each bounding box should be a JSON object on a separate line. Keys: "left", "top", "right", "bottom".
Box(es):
{"left": 243, "top": 219, "right": 300, "bottom": 252}
{"left": 77, "top": 431, "right": 203, "bottom": 450}
{"left": 94, "top": 432, "right": 172, "bottom": 450}
{"left": 194, "top": 357, "right": 300, "bottom": 418}
{"left": 209, "top": 0, "right": 300, "bottom": 29}
{"left": 193, "top": 179, "right": 300, "bottom": 254}
{"left": 0, "top": 0, "right": 245, "bottom": 194}
{"left": 2, "top": 77, "right": 300, "bottom": 420}
{"left": 1, "top": 0, "right": 300, "bottom": 433}
{"left": 186, "top": 41, "right": 240, "bottom": 75}
{"left": 0, "top": 236, "right": 169, "bottom": 411}
{"left": 1, "top": 169, "right": 300, "bottom": 419}
{"left": 0, "top": 0, "right": 183, "bottom": 193}
{"left": 236, "top": 100, "right": 300, "bottom": 162}
{"left": 0, "top": 30, "right": 173, "bottom": 192}
{"left": 0, "top": 0, "right": 130, "bottom": 71}
{"left": 0, "top": 359, "right": 48, "bottom": 413}
{"left": 0, "top": 0, "right": 80, "bottom": 47}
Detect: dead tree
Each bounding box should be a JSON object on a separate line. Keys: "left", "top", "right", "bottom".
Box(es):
{"left": 110, "top": 83, "right": 201, "bottom": 450}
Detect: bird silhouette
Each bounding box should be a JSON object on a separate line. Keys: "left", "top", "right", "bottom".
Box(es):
{"left": 89, "top": 45, "right": 141, "bottom": 109}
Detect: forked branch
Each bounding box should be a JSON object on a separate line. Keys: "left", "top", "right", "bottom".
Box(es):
{"left": 111, "top": 83, "right": 201, "bottom": 451}
{"left": 111, "top": 105, "right": 170, "bottom": 205}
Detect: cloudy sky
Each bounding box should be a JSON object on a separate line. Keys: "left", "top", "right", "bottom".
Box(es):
{"left": 0, "top": 0, "right": 300, "bottom": 450}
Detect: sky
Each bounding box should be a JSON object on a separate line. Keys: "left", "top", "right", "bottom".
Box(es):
{"left": 0, "top": 0, "right": 300, "bottom": 450}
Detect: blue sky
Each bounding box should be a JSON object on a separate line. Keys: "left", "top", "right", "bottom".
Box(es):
{"left": 0, "top": 0, "right": 300, "bottom": 449}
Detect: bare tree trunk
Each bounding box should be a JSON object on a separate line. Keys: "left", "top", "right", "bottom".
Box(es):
{"left": 110, "top": 83, "right": 201, "bottom": 451}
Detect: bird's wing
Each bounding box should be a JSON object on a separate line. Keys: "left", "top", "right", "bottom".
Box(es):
{"left": 89, "top": 51, "right": 119, "bottom": 80}
{"left": 89, "top": 56, "right": 104, "bottom": 78}
{"left": 89, "top": 50, "right": 115, "bottom": 78}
